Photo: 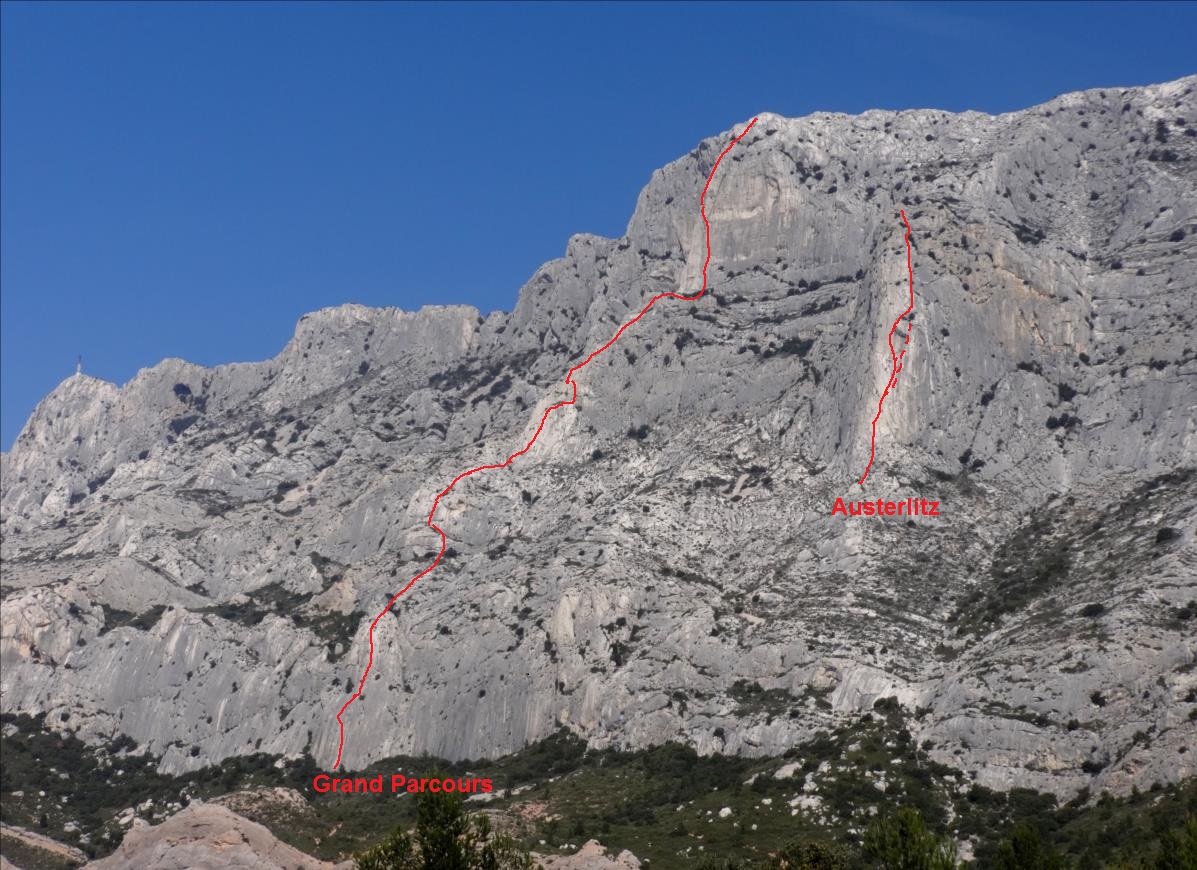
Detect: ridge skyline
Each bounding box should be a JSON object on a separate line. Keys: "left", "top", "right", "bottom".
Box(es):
{"left": 5, "top": 0, "right": 1197, "bottom": 448}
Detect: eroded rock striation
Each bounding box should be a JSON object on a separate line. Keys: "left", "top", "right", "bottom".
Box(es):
{"left": 3, "top": 77, "right": 1196, "bottom": 800}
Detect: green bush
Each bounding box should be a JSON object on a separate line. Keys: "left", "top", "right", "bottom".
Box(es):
{"left": 766, "top": 840, "right": 850, "bottom": 869}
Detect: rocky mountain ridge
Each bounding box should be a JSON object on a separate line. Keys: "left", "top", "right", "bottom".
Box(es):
{"left": 2, "top": 76, "right": 1195, "bottom": 801}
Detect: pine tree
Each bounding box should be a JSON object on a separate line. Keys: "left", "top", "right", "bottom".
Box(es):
{"left": 993, "top": 823, "right": 1066, "bottom": 870}
{"left": 862, "top": 807, "right": 958, "bottom": 870}
{"left": 355, "top": 787, "right": 536, "bottom": 870}
{"left": 1152, "top": 817, "right": 1197, "bottom": 870}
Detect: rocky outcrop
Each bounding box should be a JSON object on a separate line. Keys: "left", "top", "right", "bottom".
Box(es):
{"left": 537, "top": 840, "right": 640, "bottom": 869}
{"left": 2, "top": 77, "right": 1195, "bottom": 800}
{"left": 85, "top": 803, "right": 344, "bottom": 870}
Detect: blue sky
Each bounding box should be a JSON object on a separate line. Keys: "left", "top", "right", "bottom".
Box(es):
{"left": 3, "top": 1, "right": 1195, "bottom": 449}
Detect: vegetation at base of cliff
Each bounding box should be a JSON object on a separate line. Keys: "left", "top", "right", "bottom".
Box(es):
{"left": 2, "top": 710, "right": 1195, "bottom": 868}
{"left": 0, "top": 712, "right": 321, "bottom": 860}
{"left": 355, "top": 787, "right": 535, "bottom": 870}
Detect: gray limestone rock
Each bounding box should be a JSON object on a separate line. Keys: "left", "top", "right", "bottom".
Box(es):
{"left": 3, "top": 76, "right": 1196, "bottom": 800}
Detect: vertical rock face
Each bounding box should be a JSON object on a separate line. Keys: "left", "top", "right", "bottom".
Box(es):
{"left": 2, "top": 77, "right": 1195, "bottom": 799}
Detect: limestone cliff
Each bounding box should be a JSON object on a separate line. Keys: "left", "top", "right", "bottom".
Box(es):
{"left": 2, "top": 77, "right": 1195, "bottom": 800}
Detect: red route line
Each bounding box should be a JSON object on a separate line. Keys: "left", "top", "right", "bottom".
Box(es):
{"left": 331, "top": 117, "right": 759, "bottom": 769}
{"left": 858, "top": 209, "right": 915, "bottom": 486}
